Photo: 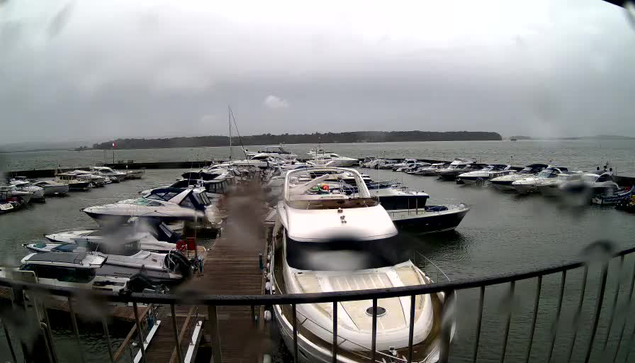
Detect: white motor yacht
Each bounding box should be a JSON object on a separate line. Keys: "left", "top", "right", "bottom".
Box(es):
{"left": 71, "top": 170, "right": 109, "bottom": 187}
{"left": 0, "top": 186, "right": 31, "bottom": 213}
{"left": 552, "top": 172, "right": 620, "bottom": 198}
{"left": 437, "top": 159, "right": 479, "bottom": 181}
{"left": 9, "top": 179, "right": 45, "bottom": 201}
{"left": 456, "top": 164, "right": 514, "bottom": 186}
{"left": 392, "top": 159, "right": 418, "bottom": 171}
{"left": 273, "top": 167, "right": 445, "bottom": 362}
{"left": 307, "top": 153, "right": 359, "bottom": 167}
{"left": 489, "top": 164, "right": 548, "bottom": 191}
{"left": 413, "top": 163, "right": 447, "bottom": 176}
{"left": 91, "top": 166, "right": 127, "bottom": 182}
{"left": 512, "top": 166, "right": 574, "bottom": 194}
{"left": 83, "top": 187, "right": 220, "bottom": 227}
{"left": 245, "top": 145, "right": 298, "bottom": 160}
{"left": 0, "top": 252, "right": 133, "bottom": 293}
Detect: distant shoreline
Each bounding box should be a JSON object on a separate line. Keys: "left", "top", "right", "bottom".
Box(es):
{"left": 87, "top": 131, "right": 503, "bottom": 151}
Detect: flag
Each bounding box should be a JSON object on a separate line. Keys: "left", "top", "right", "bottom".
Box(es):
{"left": 112, "top": 142, "right": 116, "bottom": 148}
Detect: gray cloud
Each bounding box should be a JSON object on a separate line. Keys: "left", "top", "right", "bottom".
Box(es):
{"left": 0, "top": 0, "right": 634, "bottom": 144}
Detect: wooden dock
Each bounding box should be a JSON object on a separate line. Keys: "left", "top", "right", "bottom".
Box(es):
{"left": 132, "top": 189, "right": 271, "bottom": 362}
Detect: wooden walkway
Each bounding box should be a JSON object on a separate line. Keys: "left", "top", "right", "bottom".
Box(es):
{"left": 140, "top": 190, "right": 271, "bottom": 362}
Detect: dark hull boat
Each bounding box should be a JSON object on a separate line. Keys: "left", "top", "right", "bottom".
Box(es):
{"left": 389, "top": 205, "right": 470, "bottom": 234}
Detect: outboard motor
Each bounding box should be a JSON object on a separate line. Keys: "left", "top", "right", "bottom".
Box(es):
{"left": 126, "top": 273, "right": 157, "bottom": 293}
{"left": 165, "top": 250, "right": 194, "bottom": 280}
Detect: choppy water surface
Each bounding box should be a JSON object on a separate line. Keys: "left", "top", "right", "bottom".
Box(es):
{"left": 1, "top": 141, "right": 635, "bottom": 361}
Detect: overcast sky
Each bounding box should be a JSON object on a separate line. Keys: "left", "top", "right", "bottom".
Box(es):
{"left": 1, "top": 0, "right": 634, "bottom": 144}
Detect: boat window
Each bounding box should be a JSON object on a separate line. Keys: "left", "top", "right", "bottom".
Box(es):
{"left": 597, "top": 174, "right": 613, "bottom": 182}
{"left": 180, "top": 196, "right": 195, "bottom": 208}
{"left": 286, "top": 235, "right": 410, "bottom": 270}
{"left": 56, "top": 267, "right": 96, "bottom": 283}
{"left": 147, "top": 190, "right": 180, "bottom": 201}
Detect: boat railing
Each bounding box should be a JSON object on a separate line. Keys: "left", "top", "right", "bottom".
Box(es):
{"left": 1, "top": 240, "right": 634, "bottom": 363}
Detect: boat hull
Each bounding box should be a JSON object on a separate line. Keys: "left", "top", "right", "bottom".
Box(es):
{"left": 390, "top": 206, "right": 469, "bottom": 234}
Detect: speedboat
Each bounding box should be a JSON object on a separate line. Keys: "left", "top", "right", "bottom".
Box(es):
{"left": 44, "top": 220, "right": 187, "bottom": 254}
{"left": 388, "top": 204, "right": 470, "bottom": 234}
{"left": 22, "top": 241, "right": 192, "bottom": 285}
{"left": 8, "top": 179, "right": 45, "bottom": 201}
{"left": 124, "top": 169, "right": 145, "bottom": 179}
{"left": 55, "top": 172, "right": 93, "bottom": 191}
{"left": 456, "top": 164, "right": 514, "bottom": 186}
{"left": 273, "top": 167, "right": 445, "bottom": 362}
{"left": 82, "top": 187, "right": 221, "bottom": 227}
{"left": 413, "top": 163, "right": 447, "bottom": 176}
{"left": 31, "top": 180, "right": 69, "bottom": 196}
{"left": 511, "top": 166, "right": 573, "bottom": 194}
{"left": 307, "top": 153, "right": 359, "bottom": 167}
{"left": 489, "top": 164, "right": 548, "bottom": 191}
{"left": 245, "top": 145, "right": 298, "bottom": 160}
{"left": 71, "top": 170, "right": 109, "bottom": 187}
{"left": 392, "top": 159, "right": 418, "bottom": 171}
{"left": 90, "top": 166, "right": 127, "bottom": 182}
{"left": 0, "top": 186, "right": 31, "bottom": 213}
{"left": 437, "top": 159, "right": 479, "bottom": 181}
{"left": 558, "top": 172, "right": 619, "bottom": 197}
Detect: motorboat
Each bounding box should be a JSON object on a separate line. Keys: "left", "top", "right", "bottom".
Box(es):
{"left": 71, "top": 170, "right": 109, "bottom": 187}
{"left": 593, "top": 186, "right": 635, "bottom": 206}
{"left": 245, "top": 145, "right": 298, "bottom": 160}
{"left": 31, "top": 180, "right": 69, "bottom": 196}
{"left": 8, "top": 179, "right": 45, "bottom": 201}
{"left": 413, "top": 163, "right": 447, "bottom": 176}
{"left": 44, "top": 220, "right": 188, "bottom": 254}
{"left": 90, "top": 166, "right": 127, "bottom": 182}
{"left": 123, "top": 169, "right": 145, "bottom": 179}
{"left": 55, "top": 172, "right": 93, "bottom": 191}
{"left": 511, "top": 166, "right": 573, "bottom": 194}
{"left": 489, "top": 164, "right": 548, "bottom": 191}
{"left": 0, "top": 186, "right": 31, "bottom": 213}
{"left": 405, "top": 163, "right": 432, "bottom": 174}
{"left": 82, "top": 187, "right": 221, "bottom": 227}
{"left": 273, "top": 167, "right": 445, "bottom": 362}
{"left": 437, "top": 159, "right": 479, "bottom": 181}
{"left": 392, "top": 159, "right": 418, "bottom": 171}
{"left": 22, "top": 241, "right": 192, "bottom": 285}
{"left": 389, "top": 204, "right": 470, "bottom": 234}
{"left": 0, "top": 252, "right": 140, "bottom": 293}
{"left": 558, "top": 172, "right": 619, "bottom": 197}
{"left": 456, "top": 164, "right": 514, "bottom": 186}
{"left": 143, "top": 167, "right": 234, "bottom": 196}
{"left": 307, "top": 153, "right": 359, "bottom": 167}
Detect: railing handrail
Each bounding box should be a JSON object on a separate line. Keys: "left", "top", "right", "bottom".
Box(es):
{"left": 1, "top": 241, "right": 629, "bottom": 306}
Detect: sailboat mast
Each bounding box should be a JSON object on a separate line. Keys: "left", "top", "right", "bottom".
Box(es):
{"left": 228, "top": 105, "right": 233, "bottom": 160}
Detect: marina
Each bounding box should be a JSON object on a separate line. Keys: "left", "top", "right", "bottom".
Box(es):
{"left": 1, "top": 141, "right": 635, "bottom": 362}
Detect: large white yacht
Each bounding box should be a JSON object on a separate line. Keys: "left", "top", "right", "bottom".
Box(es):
{"left": 436, "top": 159, "right": 478, "bottom": 181}
{"left": 8, "top": 179, "right": 45, "bottom": 201}
{"left": 456, "top": 164, "right": 513, "bottom": 185}
{"left": 489, "top": 164, "right": 548, "bottom": 191}
{"left": 245, "top": 145, "right": 298, "bottom": 160}
{"left": 307, "top": 153, "right": 359, "bottom": 167}
{"left": 272, "top": 167, "right": 444, "bottom": 362}
{"left": 83, "top": 187, "right": 220, "bottom": 227}
{"left": 31, "top": 180, "right": 70, "bottom": 196}
{"left": 55, "top": 172, "right": 93, "bottom": 191}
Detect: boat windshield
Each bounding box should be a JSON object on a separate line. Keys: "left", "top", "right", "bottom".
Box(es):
{"left": 537, "top": 169, "right": 558, "bottom": 178}
{"left": 286, "top": 235, "right": 410, "bottom": 271}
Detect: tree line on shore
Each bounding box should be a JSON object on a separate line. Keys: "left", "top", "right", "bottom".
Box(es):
{"left": 90, "top": 131, "right": 502, "bottom": 150}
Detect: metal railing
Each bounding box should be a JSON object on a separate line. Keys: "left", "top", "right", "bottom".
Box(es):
{"left": 1, "top": 241, "right": 634, "bottom": 363}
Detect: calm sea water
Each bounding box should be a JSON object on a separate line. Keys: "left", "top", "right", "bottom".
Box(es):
{"left": 3, "top": 139, "right": 635, "bottom": 174}
{"left": 1, "top": 140, "right": 635, "bottom": 361}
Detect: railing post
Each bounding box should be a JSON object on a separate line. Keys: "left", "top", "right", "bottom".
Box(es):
{"left": 102, "top": 318, "right": 115, "bottom": 363}
{"left": 208, "top": 305, "right": 222, "bottom": 363}
{"left": 369, "top": 298, "right": 377, "bottom": 362}
{"left": 525, "top": 276, "right": 542, "bottom": 363}
{"left": 332, "top": 301, "right": 338, "bottom": 363}
{"left": 602, "top": 255, "right": 624, "bottom": 351}
{"left": 473, "top": 286, "right": 485, "bottom": 363}
{"left": 292, "top": 304, "right": 298, "bottom": 363}
{"left": 171, "top": 304, "right": 184, "bottom": 363}
{"left": 547, "top": 270, "right": 567, "bottom": 363}
{"left": 613, "top": 257, "right": 635, "bottom": 362}
{"left": 40, "top": 301, "right": 59, "bottom": 363}
{"left": 408, "top": 295, "right": 416, "bottom": 362}
{"left": 133, "top": 302, "right": 148, "bottom": 363}
{"left": 439, "top": 290, "right": 454, "bottom": 363}
{"left": 566, "top": 265, "right": 589, "bottom": 362}
{"left": 67, "top": 297, "right": 85, "bottom": 363}
{"left": 583, "top": 261, "right": 609, "bottom": 363}
{"left": 500, "top": 281, "right": 515, "bottom": 363}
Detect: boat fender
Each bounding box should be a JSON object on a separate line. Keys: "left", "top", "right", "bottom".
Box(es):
{"left": 264, "top": 310, "right": 272, "bottom": 321}
{"left": 271, "top": 285, "right": 276, "bottom": 294}
{"left": 266, "top": 263, "right": 270, "bottom": 270}
{"left": 438, "top": 291, "right": 446, "bottom": 302}
{"left": 263, "top": 355, "right": 272, "bottom": 363}
{"left": 265, "top": 281, "right": 272, "bottom": 293}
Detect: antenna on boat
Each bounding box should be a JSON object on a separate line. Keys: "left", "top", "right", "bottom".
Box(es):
{"left": 228, "top": 105, "right": 233, "bottom": 160}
